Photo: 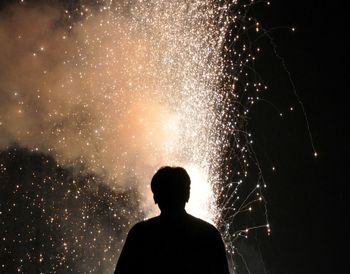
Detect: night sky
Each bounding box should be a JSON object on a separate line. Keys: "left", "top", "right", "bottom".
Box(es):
{"left": 250, "top": 1, "right": 347, "bottom": 273}
{"left": 1, "top": 0, "right": 347, "bottom": 273}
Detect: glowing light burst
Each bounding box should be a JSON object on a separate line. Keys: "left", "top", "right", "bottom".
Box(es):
{"left": 0, "top": 0, "right": 275, "bottom": 273}
{"left": 185, "top": 164, "right": 216, "bottom": 224}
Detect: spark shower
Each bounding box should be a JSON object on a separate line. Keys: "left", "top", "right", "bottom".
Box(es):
{"left": 0, "top": 0, "right": 270, "bottom": 273}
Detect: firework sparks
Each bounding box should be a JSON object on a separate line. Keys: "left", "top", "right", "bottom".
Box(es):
{"left": 0, "top": 0, "right": 271, "bottom": 273}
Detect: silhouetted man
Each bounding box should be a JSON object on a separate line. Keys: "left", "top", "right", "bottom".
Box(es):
{"left": 114, "top": 166, "right": 230, "bottom": 274}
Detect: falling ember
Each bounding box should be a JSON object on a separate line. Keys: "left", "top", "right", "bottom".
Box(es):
{"left": 0, "top": 0, "right": 271, "bottom": 273}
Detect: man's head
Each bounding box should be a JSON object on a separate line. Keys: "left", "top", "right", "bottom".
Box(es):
{"left": 151, "top": 166, "right": 191, "bottom": 211}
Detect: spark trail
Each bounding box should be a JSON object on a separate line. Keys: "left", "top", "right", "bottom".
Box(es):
{"left": 0, "top": 0, "right": 271, "bottom": 273}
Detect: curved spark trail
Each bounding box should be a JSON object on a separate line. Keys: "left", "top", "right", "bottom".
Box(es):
{"left": 0, "top": 0, "right": 274, "bottom": 273}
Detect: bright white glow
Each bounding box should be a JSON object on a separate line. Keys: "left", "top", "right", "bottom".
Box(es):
{"left": 185, "top": 164, "right": 216, "bottom": 224}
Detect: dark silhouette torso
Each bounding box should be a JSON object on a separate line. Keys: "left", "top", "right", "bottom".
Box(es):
{"left": 115, "top": 210, "right": 230, "bottom": 274}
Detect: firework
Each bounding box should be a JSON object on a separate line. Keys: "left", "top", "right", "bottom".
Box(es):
{"left": 0, "top": 0, "right": 272, "bottom": 273}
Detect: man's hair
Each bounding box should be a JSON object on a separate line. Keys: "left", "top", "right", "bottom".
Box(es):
{"left": 151, "top": 166, "right": 191, "bottom": 207}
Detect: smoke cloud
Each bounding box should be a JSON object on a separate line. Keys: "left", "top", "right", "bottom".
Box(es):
{"left": 0, "top": 0, "right": 223, "bottom": 217}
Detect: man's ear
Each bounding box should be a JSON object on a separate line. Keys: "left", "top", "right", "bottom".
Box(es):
{"left": 185, "top": 191, "right": 190, "bottom": 203}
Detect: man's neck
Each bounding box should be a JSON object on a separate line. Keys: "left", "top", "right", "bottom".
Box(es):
{"left": 160, "top": 208, "right": 187, "bottom": 219}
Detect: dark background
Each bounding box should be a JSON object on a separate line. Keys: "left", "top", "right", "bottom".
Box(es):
{"left": 249, "top": 0, "right": 347, "bottom": 273}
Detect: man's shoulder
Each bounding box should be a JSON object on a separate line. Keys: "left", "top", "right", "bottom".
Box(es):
{"left": 186, "top": 213, "right": 221, "bottom": 235}
{"left": 129, "top": 214, "right": 220, "bottom": 237}
{"left": 129, "top": 216, "right": 161, "bottom": 233}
